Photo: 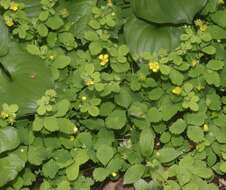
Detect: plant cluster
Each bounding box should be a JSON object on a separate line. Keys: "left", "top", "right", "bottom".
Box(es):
{"left": 1, "top": 0, "right": 226, "bottom": 190}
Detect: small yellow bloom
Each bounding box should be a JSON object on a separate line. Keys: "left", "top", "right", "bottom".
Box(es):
{"left": 218, "top": 0, "right": 225, "bottom": 4}
{"left": 111, "top": 172, "right": 117, "bottom": 177}
{"left": 4, "top": 16, "right": 14, "bottom": 27}
{"left": 195, "top": 19, "right": 207, "bottom": 32}
{"left": 99, "top": 54, "right": 109, "bottom": 66}
{"left": 203, "top": 124, "right": 209, "bottom": 132}
{"left": 20, "top": 149, "right": 24, "bottom": 153}
{"left": 70, "top": 136, "right": 75, "bottom": 141}
{"left": 85, "top": 79, "right": 94, "bottom": 86}
{"left": 191, "top": 59, "right": 198, "bottom": 67}
{"left": 9, "top": 2, "right": 19, "bottom": 11}
{"left": 49, "top": 55, "right": 55, "bottom": 60}
{"left": 60, "top": 8, "right": 69, "bottom": 17}
{"left": 73, "top": 127, "right": 78, "bottom": 133}
{"left": 172, "top": 86, "right": 182, "bottom": 95}
{"left": 0, "top": 112, "right": 9, "bottom": 119}
{"left": 156, "top": 152, "right": 160, "bottom": 156}
{"left": 81, "top": 96, "right": 87, "bottom": 101}
{"left": 149, "top": 61, "right": 160, "bottom": 73}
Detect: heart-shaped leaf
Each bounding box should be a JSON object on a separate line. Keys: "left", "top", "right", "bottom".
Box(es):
{"left": 0, "top": 16, "right": 9, "bottom": 56}
{"left": 132, "top": 0, "right": 207, "bottom": 24}
{"left": 124, "top": 17, "right": 182, "bottom": 58}
{"left": 0, "top": 42, "right": 53, "bottom": 116}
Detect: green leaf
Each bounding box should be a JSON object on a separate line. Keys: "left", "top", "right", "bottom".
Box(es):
{"left": 124, "top": 164, "right": 145, "bottom": 184}
{"left": 17, "top": 0, "right": 41, "bottom": 17}
{"left": 0, "top": 16, "right": 9, "bottom": 56}
{"left": 58, "top": 118, "right": 76, "bottom": 134}
{"left": 96, "top": 145, "right": 114, "bottom": 165}
{"left": 46, "top": 15, "right": 64, "bottom": 30}
{"left": 211, "top": 9, "right": 226, "bottom": 28}
{"left": 134, "top": 179, "right": 162, "bottom": 190}
{"left": 139, "top": 127, "right": 155, "bottom": 158}
{"left": 44, "top": 117, "right": 59, "bottom": 132}
{"left": 204, "top": 70, "right": 221, "bottom": 87}
{"left": 0, "top": 42, "right": 53, "bottom": 116}
{"left": 169, "top": 69, "right": 184, "bottom": 85}
{"left": 157, "top": 148, "right": 182, "bottom": 163}
{"left": 53, "top": 55, "right": 71, "bottom": 69}
{"left": 114, "top": 88, "right": 132, "bottom": 108}
{"left": 0, "top": 154, "right": 25, "bottom": 187}
{"left": 56, "top": 180, "right": 71, "bottom": 190}
{"left": 147, "top": 107, "right": 162, "bottom": 123}
{"left": 206, "top": 60, "right": 224, "bottom": 71}
{"left": 220, "top": 162, "right": 226, "bottom": 172}
{"left": 28, "top": 145, "right": 49, "bottom": 165}
{"left": 187, "top": 126, "right": 204, "bottom": 143}
{"left": 54, "top": 99, "right": 70, "bottom": 117}
{"left": 124, "top": 17, "right": 181, "bottom": 58}
{"left": 0, "top": 127, "right": 20, "bottom": 154}
{"left": 132, "top": 0, "right": 207, "bottom": 24}
{"left": 66, "top": 162, "right": 80, "bottom": 181}
{"left": 105, "top": 110, "right": 127, "bottom": 130}
{"left": 170, "top": 119, "right": 187, "bottom": 135}
{"left": 58, "top": 0, "right": 97, "bottom": 38}
{"left": 42, "top": 159, "right": 59, "bottom": 179}
{"left": 93, "top": 167, "right": 109, "bottom": 182}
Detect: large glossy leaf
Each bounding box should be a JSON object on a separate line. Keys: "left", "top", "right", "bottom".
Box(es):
{"left": 17, "top": 0, "right": 42, "bottom": 18}
{"left": 0, "top": 154, "right": 25, "bottom": 187}
{"left": 57, "top": 0, "right": 96, "bottom": 38}
{"left": 0, "top": 42, "right": 53, "bottom": 116}
{"left": 0, "top": 16, "right": 9, "bottom": 56}
{"left": 132, "top": 0, "right": 207, "bottom": 24}
{"left": 0, "top": 127, "right": 20, "bottom": 154}
{"left": 124, "top": 17, "right": 182, "bottom": 58}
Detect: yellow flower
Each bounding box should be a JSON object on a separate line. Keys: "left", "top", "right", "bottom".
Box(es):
{"left": 149, "top": 61, "right": 160, "bottom": 72}
{"left": 81, "top": 96, "right": 87, "bottom": 101}
{"left": 9, "top": 2, "right": 19, "bottom": 11}
{"left": 218, "top": 0, "right": 225, "bottom": 4}
{"left": 203, "top": 124, "right": 209, "bottom": 132}
{"left": 191, "top": 59, "right": 198, "bottom": 67}
{"left": 49, "top": 55, "right": 55, "bottom": 60}
{"left": 111, "top": 172, "right": 117, "bottom": 177}
{"left": 172, "top": 86, "right": 182, "bottom": 95}
{"left": 194, "top": 19, "right": 207, "bottom": 32}
{"left": 98, "top": 54, "right": 109, "bottom": 66}
{"left": 4, "top": 16, "right": 14, "bottom": 27}
{"left": 85, "top": 79, "right": 94, "bottom": 86}
{"left": 0, "top": 112, "right": 9, "bottom": 119}
{"left": 73, "top": 127, "right": 78, "bottom": 133}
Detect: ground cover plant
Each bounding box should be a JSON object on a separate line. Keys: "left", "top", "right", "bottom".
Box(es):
{"left": 1, "top": 0, "right": 226, "bottom": 189}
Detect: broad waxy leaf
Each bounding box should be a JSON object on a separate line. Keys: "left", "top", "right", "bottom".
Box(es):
{"left": 132, "top": 0, "right": 207, "bottom": 24}
{"left": 58, "top": 0, "right": 97, "bottom": 38}
{"left": 17, "top": 0, "right": 42, "bottom": 18}
{"left": 0, "top": 154, "right": 25, "bottom": 187}
{"left": 124, "top": 17, "right": 182, "bottom": 58}
{"left": 0, "top": 42, "right": 53, "bottom": 116}
{"left": 0, "top": 127, "right": 20, "bottom": 154}
{"left": 0, "top": 16, "right": 9, "bottom": 56}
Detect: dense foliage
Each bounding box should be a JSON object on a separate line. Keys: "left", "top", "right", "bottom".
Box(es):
{"left": 1, "top": 0, "right": 226, "bottom": 189}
